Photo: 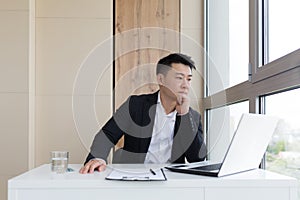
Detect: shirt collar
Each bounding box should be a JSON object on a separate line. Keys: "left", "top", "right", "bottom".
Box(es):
{"left": 157, "top": 91, "right": 177, "bottom": 119}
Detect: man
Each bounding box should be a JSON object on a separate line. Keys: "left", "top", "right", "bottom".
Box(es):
{"left": 80, "top": 53, "right": 206, "bottom": 174}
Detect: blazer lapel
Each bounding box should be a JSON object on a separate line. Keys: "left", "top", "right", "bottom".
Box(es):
{"left": 138, "top": 91, "right": 158, "bottom": 155}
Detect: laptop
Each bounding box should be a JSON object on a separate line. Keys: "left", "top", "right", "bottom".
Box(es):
{"left": 165, "top": 113, "right": 279, "bottom": 177}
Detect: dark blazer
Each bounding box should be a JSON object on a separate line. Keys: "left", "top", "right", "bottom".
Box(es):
{"left": 84, "top": 91, "right": 206, "bottom": 164}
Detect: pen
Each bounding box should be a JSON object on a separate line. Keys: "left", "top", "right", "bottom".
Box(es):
{"left": 149, "top": 168, "right": 156, "bottom": 175}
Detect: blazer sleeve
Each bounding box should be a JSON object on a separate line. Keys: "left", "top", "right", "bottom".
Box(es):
{"left": 84, "top": 97, "right": 132, "bottom": 164}
{"left": 184, "top": 110, "right": 207, "bottom": 162}
{"left": 171, "top": 109, "right": 207, "bottom": 163}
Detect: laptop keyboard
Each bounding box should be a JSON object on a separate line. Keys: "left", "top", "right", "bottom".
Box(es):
{"left": 191, "top": 163, "right": 222, "bottom": 171}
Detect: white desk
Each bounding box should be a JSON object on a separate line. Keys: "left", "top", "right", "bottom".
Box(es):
{"left": 8, "top": 164, "right": 298, "bottom": 200}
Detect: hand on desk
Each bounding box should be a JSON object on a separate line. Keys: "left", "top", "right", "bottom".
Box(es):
{"left": 79, "top": 159, "right": 106, "bottom": 174}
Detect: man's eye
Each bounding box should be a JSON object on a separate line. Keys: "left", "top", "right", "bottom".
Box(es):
{"left": 176, "top": 76, "right": 183, "bottom": 80}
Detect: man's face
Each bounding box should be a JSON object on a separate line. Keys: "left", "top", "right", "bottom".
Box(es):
{"left": 158, "top": 63, "right": 192, "bottom": 100}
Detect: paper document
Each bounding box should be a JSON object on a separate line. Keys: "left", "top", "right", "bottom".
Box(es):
{"left": 105, "top": 168, "right": 167, "bottom": 181}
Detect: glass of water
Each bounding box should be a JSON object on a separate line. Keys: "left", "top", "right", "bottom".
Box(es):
{"left": 50, "top": 151, "right": 69, "bottom": 173}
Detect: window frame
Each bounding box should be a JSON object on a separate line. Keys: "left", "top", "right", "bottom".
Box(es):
{"left": 203, "top": 0, "right": 300, "bottom": 112}
{"left": 250, "top": 0, "right": 300, "bottom": 83}
{"left": 203, "top": 0, "right": 300, "bottom": 166}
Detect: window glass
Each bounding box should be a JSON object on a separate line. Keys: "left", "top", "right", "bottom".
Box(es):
{"left": 265, "top": 88, "right": 300, "bottom": 196}
{"left": 268, "top": 0, "right": 300, "bottom": 62}
{"left": 207, "top": 101, "right": 249, "bottom": 162}
{"left": 206, "top": 0, "right": 249, "bottom": 95}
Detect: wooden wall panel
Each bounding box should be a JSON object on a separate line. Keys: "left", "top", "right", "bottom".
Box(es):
{"left": 115, "top": 0, "right": 180, "bottom": 108}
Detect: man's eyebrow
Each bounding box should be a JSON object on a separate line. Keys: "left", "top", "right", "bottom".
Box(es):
{"left": 175, "top": 72, "right": 193, "bottom": 77}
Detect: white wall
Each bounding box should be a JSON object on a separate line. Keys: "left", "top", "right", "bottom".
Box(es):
{"left": 0, "top": 1, "right": 30, "bottom": 199}
{"left": 35, "top": 0, "right": 113, "bottom": 166}
{"left": 0, "top": 1, "right": 113, "bottom": 199}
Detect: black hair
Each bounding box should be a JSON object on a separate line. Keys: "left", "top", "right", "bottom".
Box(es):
{"left": 156, "top": 53, "right": 196, "bottom": 75}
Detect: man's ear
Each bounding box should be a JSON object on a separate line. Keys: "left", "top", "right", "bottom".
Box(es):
{"left": 157, "top": 74, "right": 164, "bottom": 85}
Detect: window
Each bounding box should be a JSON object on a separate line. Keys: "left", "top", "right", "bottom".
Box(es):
{"left": 264, "top": 88, "right": 300, "bottom": 197}
{"left": 206, "top": 0, "right": 249, "bottom": 96}
{"left": 268, "top": 0, "right": 300, "bottom": 63}
{"left": 204, "top": 0, "right": 300, "bottom": 191}
{"left": 206, "top": 101, "right": 249, "bottom": 161}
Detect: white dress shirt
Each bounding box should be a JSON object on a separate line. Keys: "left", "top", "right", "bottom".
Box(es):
{"left": 144, "top": 92, "right": 177, "bottom": 164}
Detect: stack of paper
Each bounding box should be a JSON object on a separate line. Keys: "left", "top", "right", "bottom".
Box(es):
{"left": 105, "top": 168, "right": 167, "bottom": 181}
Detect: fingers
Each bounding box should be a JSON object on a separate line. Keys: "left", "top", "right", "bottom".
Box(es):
{"left": 176, "top": 93, "right": 189, "bottom": 115}
{"left": 99, "top": 164, "right": 106, "bottom": 172}
{"left": 177, "top": 95, "right": 183, "bottom": 105}
{"left": 79, "top": 159, "right": 107, "bottom": 174}
{"left": 176, "top": 93, "right": 188, "bottom": 105}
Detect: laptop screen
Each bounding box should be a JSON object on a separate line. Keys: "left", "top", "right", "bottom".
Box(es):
{"left": 218, "top": 113, "right": 279, "bottom": 176}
